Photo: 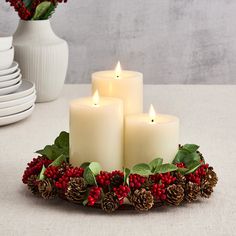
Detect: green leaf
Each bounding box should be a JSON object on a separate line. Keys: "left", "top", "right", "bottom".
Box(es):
{"left": 185, "top": 161, "right": 202, "bottom": 175}
{"left": 80, "top": 162, "right": 90, "bottom": 169}
{"left": 32, "top": 2, "right": 53, "bottom": 20}
{"left": 39, "top": 165, "right": 46, "bottom": 180}
{"left": 184, "top": 152, "right": 201, "bottom": 166}
{"left": 172, "top": 149, "right": 189, "bottom": 164}
{"left": 83, "top": 167, "right": 97, "bottom": 185}
{"left": 182, "top": 144, "right": 200, "bottom": 153}
{"left": 41, "top": 3, "right": 56, "bottom": 20}
{"left": 154, "top": 164, "right": 178, "bottom": 174}
{"left": 88, "top": 162, "right": 102, "bottom": 176}
{"left": 54, "top": 131, "right": 69, "bottom": 149}
{"left": 124, "top": 168, "right": 130, "bottom": 184}
{"left": 177, "top": 167, "right": 189, "bottom": 175}
{"left": 49, "top": 154, "right": 66, "bottom": 167}
{"left": 36, "top": 145, "right": 53, "bottom": 159}
{"left": 149, "top": 158, "right": 163, "bottom": 172}
{"left": 23, "top": 0, "right": 33, "bottom": 9}
{"left": 83, "top": 199, "right": 88, "bottom": 206}
{"left": 131, "top": 163, "right": 151, "bottom": 176}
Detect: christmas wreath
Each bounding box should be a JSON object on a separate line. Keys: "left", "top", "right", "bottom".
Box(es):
{"left": 22, "top": 132, "right": 218, "bottom": 213}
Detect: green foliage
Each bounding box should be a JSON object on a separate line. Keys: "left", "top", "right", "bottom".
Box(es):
{"left": 36, "top": 131, "right": 69, "bottom": 161}
{"left": 32, "top": 2, "right": 55, "bottom": 20}
{"left": 131, "top": 163, "right": 151, "bottom": 176}
{"left": 49, "top": 154, "right": 66, "bottom": 167}
{"left": 154, "top": 163, "right": 178, "bottom": 174}
{"left": 124, "top": 168, "right": 131, "bottom": 184}
{"left": 39, "top": 165, "right": 46, "bottom": 180}
{"left": 149, "top": 158, "right": 163, "bottom": 172}
{"left": 83, "top": 162, "right": 101, "bottom": 185}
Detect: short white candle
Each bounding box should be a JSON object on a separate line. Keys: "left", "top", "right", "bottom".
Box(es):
{"left": 70, "top": 91, "right": 124, "bottom": 171}
{"left": 92, "top": 62, "right": 143, "bottom": 115}
{"left": 124, "top": 105, "right": 179, "bottom": 168}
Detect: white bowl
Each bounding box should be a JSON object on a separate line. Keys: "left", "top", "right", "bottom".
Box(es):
{"left": 0, "top": 69, "right": 21, "bottom": 82}
{"left": 0, "top": 105, "right": 34, "bottom": 126}
{"left": 0, "top": 36, "right": 12, "bottom": 51}
{"left": 0, "top": 98, "right": 35, "bottom": 117}
{"left": 0, "top": 62, "right": 18, "bottom": 76}
{"left": 0, "top": 80, "right": 35, "bottom": 102}
{"left": 0, "top": 46, "right": 14, "bottom": 70}
{"left": 0, "top": 80, "right": 22, "bottom": 96}
{"left": 0, "top": 91, "right": 36, "bottom": 109}
{"left": 0, "top": 74, "right": 22, "bottom": 88}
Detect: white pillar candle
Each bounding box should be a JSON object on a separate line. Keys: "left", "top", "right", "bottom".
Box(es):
{"left": 92, "top": 62, "right": 143, "bottom": 115}
{"left": 125, "top": 105, "right": 179, "bottom": 168}
{"left": 70, "top": 91, "right": 124, "bottom": 171}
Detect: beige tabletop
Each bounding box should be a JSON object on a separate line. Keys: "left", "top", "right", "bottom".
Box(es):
{"left": 0, "top": 85, "right": 235, "bottom": 236}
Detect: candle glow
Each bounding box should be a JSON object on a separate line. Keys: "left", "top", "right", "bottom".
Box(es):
{"left": 115, "top": 61, "right": 122, "bottom": 79}
{"left": 149, "top": 104, "right": 156, "bottom": 123}
{"left": 93, "top": 90, "right": 100, "bottom": 106}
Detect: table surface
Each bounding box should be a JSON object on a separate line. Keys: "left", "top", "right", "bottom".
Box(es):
{"left": 0, "top": 84, "right": 235, "bottom": 236}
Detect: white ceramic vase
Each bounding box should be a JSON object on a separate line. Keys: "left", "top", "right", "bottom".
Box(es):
{"left": 13, "top": 20, "right": 68, "bottom": 102}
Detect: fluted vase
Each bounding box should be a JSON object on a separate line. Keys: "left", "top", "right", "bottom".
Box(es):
{"left": 13, "top": 20, "right": 68, "bottom": 102}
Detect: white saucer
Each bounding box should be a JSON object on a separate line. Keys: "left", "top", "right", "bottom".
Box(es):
{"left": 0, "top": 105, "right": 35, "bottom": 126}
{"left": 0, "top": 62, "right": 18, "bottom": 76}
{"left": 0, "top": 80, "right": 34, "bottom": 102}
{"left": 0, "top": 98, "right": 35, "bottom": 117}
{"left": 0, "top": 74, "right": 21, "bottom": 88}
{"left": 0, "top": 80, "right": 22, "bottom": 96}
{"left": 0, "top": 92, "right": 36, "bottom": 109}
{"left": 0, "top": 68, "right": 21, "bottom": 82}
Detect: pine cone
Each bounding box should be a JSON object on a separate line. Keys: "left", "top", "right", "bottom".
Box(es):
{"left": 174, "top": 172, "right": 186, "bottom": 188}
{"left": 166, "top": 184, "right": 184, "bottom": 206}
{"left": 205, "top": 167, "right": 218, "bottom": 187}
{"left": 27, "top": 175, "right": 39, "bottom": 195}
{"left": 101, "top": 192, "right": 119, "bottom": 213}
{"left": 130, "top": 188, "right": 154, "bottom": 211}
{"left": 201, "top": 179, "right": 213, "bottom": 198}
{"left": 65, "top": 177, "right": 87, "bottom": 203}
{"left": 38, "top": 178, "right": 57, "bottom": 199}
{"left": 58, "top": 162, "right": 72, "bottom": 176}
{"left": 110, "top": 174, "right": 123, "bottom": 187}
{"left": 185, "top": 182, "right": 200, "bottom": 202}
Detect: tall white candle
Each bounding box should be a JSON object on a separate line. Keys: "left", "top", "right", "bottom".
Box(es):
{"left": 92, "top": 62, "right": 143, "bottom": 115}
{"left": 125, "top": 105, "right": 179, "bottom": 168}
{"left": 70, "top": 91, "right": 124, "bottom": 171}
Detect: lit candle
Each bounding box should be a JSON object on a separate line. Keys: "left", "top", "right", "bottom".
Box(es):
{"left": 124, "top": 105, "right": 179, "bottom": 168}
{"left": 92, "top": 62, "right": 143, "bottom": 115}
{"left": 70, "top": 91, "right": 124, "bottom": 171}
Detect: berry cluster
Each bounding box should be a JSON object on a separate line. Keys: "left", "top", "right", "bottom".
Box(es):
{"left": 55, "top": 167, "right": 84, "bottom": 191}
{"left": 151, "top": 183, "right": 166, "bottom": 201}
{"left": 96, "top": 171, "right": 111, "bottom": 187}
{"left": 44, "top": 166, "right": 59, "bottom": 179}
{"left": 113, "top": 185, "right": 130, "bottom": 204}
{"left": 150, "top": 173, "right": 176, "bottom": 186}
{"left": 176, "top": 162, "right": 186, "bottom": 168}
{"left": 129, "top": 174, "right": 146, "bottom": 189}
{"left": 22, "top": 156, "right": 52, "bottom": 184}
{"left": 87, "top": 187, "right": 102, "bottom": 206}
{"left": 186, "top": 164, "right": 209, "bottom": 185}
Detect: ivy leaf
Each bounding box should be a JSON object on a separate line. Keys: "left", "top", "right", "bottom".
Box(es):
{"left": 154, "top": 164, "right": 178, "bottom": 174}
{"left": 49, "top": 154, "right": 66, "bottom": 167}
{"left": 182, "top": 144, "right": 200, "bottom": 153}
{"left": 88, "top": 162, "right": 102, "bottom": 176}
{"left": 80, "top": 162, "right": 90, "bottom": 169}
{"left": 149, "top": 158, "right": 163, "bottom": 172}
{"left": 32, "top": 2, "right": 53, "bottom": 20}
{"left": 54, "top": 131, "right": 69, "bottom": 149}
{"left": 185, "top": 161, "right": 202, "bottom": 175}
{"left": 131, "top": 163, "right": 151, "bottom": 176}
{"left": 124, "top": 168, "right": 130, "bottom": 184}
{"left": 39, "top": 165, "right": 46, "bottom": 180}
{"left": 83, "top": 167, "right": 97, "bottom": 185}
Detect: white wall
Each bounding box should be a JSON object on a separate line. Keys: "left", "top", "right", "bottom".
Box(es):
{"left": 1, "top": 0, "right": 236, "bottom": 84}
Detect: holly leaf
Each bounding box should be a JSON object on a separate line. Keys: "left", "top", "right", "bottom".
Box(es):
{"left": 185, "top": 161, "right": 202, "bottom": 175}
{"left": 131, "top": 163, "right": 151, "bottom": 176}
{"left": 54, "top": 131, "right": 69, "bottom": 149}
{"left": 149, "top": 158, "right": 163, "bottom": 172}
{"left": 39, "top": 165, "right": 46, "bottom": 180}
{"left": 124, "top": 168, "right": 130, "bottom": 184}
{"left": 154, "top": 164, "right": 178, "bottom": 174}
{"left": 83, "top": 167, "right": 97, "bottom": 185}
{"left": 36, "top": 145, "right": 53, "bottom": 159}
{"left": 182, "top": 144, "right": 200, "bottom": 153}
{"left": 80, "top": 162, "right": 90, "bottom": 169}
{"left": 32, "top": 2, "right": 53, "bottom": 20}
{"left": 88, "top": 162, "right": 101, "bottom": 176}
{"left": 49, "top": 154, "right": 66, "bottom": 167}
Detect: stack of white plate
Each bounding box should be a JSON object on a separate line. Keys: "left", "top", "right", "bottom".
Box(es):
{"left": 0, "top": 36, "right": 36, "bottom": 126}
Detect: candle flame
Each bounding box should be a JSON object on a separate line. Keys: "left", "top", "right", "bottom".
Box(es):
{"left": 93, "top": 90, "right": 100, "bottom": 106}
{"left": 115, "top": 61, "right": 122, "bottom": 79}
{"left": 149, "top": 104, "right": 156, "bottom": 123}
